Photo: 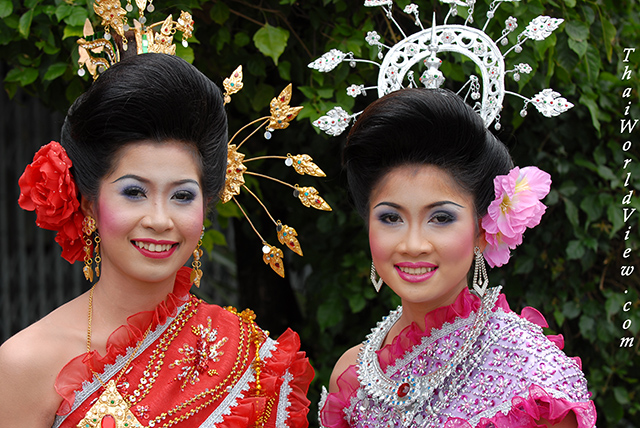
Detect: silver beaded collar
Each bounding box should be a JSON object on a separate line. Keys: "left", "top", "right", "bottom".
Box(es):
{"left": 356, "top": 287, "right": 501, "bottom": 421}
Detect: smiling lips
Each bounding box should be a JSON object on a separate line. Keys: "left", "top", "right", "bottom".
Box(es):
{"left": 132, "top": 240, "right": 178, "bottom": 259}
{"left": 395, "top": 262, "right": 437, "bottom": 283}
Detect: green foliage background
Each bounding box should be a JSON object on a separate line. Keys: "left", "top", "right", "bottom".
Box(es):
{"left": 1, "top": 0, "right": 639, "bottom": 425}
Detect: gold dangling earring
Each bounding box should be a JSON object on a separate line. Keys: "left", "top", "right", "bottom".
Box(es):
{"left": 190, "top": 226, "right": 204, "bottom": 287}
{"left": 82, "top": 216, "right": 97, "bottom": 282}
{"left": 93, "top": 231, "right": 101, "bottom": 278}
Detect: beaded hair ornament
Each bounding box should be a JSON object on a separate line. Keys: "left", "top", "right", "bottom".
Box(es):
{"left": 309, "top": 0, "right": 573, "bottom": 135}
{"left": 220, "top": 66, "right": 332, "bottom": 277}
{"left": 308, "top": 0, "right": 567, "bottom": 267}
{"left": 76, "top": 0, "right": 194, "bottom": 78}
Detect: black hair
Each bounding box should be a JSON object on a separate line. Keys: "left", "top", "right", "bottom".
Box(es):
{"left": 344, "top": 88, "right": 514, "bottom": 220}
{"left": 61, "top": 53, "right": 228, "bottom": 205}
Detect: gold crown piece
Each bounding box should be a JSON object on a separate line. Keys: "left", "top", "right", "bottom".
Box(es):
{"left": 77, "top": 0, "right": 194, "bottom": 78}
{"left": 222, "top": 66, "right": 332, "bottom": 278}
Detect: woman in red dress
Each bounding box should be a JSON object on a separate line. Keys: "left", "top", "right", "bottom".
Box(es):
{"left": 0, "top": 53, "right": 313, "bottom": 428}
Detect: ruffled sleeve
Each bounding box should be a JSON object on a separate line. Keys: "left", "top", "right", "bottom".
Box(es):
{"left": 444, "top": 384, "right": 597, "bottom": 428}
{"left": 265, "top": 328, "right": 314, "bottom": 427}
{"left": 54, "top": 267, "right": 193, "bottom": 415}
{"left": 221, "top": 328, "right": 313, "bottom": 428}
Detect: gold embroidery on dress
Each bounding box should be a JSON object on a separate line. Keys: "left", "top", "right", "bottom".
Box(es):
{"left": 169, "top": 316, "right": 229, "bottom": 390}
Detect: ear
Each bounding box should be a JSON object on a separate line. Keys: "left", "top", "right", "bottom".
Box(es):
{"left": 80, "top": 196, "right": 96, "bottom": 219}
{"left": 476, "top": 218, "right": 488, "bottom": 252}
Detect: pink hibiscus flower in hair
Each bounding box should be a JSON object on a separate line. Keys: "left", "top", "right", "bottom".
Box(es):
{"left": 482, "top": 167, "right": 551, "bottom": 267}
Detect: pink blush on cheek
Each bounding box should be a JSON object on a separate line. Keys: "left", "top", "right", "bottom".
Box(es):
{"left": 368, "top": 230, "right": 385, "bottom": 265}
{"left": 95, "top": 203, "right": 129, "bottom": 237}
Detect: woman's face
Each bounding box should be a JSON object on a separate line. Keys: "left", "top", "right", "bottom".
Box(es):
{"left": 88, "top": 141, "right": 204, "bottom": 285}
{"left": 368, "top": 165, "right": 484, "bottom": 311}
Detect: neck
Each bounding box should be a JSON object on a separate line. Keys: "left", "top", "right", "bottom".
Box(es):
{"left": 397, "top": 284, "right": 468, "bottom": 333}
{"left": 88, "top": 266, "right": 178, "bottom": 350}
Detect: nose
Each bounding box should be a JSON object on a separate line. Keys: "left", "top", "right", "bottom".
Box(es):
{"left": 400, "top": 223, "right": 433, "bottom": 256}
{"left": 140, "top": 200, "right": 174, "bottom": 232}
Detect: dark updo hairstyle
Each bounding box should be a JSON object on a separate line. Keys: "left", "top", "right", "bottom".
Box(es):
{"left": 61, "top": 53, "right": 228, "bottom": 205}
{"left": 344, "top": 88, "right": 514, "bottom": 220}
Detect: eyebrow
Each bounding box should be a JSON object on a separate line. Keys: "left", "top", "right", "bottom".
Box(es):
{"left": 373, "top": 200, "right": 464, "bottom": 210}
{"left": 112, "top": 174, "right": 201, "bottom": 188}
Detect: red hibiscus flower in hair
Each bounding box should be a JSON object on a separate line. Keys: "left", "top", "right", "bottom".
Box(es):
{"left": 19, "top": 141, "right": 80, "bottom": 229}
{"left": 19, "top": 141, "right": 85, "bottom": 263}
{"left": 55, "top": 211, "right": 87, "bottom": 263}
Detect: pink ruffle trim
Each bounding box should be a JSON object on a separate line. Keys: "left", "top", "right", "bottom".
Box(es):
{"left": 54, "top": 267, "right": 193, "bottom": 415}
{"left": 445, "top": 384, "right": 597, "bottom": 428}
{"left": 320, "top": 288, "right": 587, "bottom": 428}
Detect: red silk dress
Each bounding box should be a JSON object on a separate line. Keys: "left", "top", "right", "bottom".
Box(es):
{"left": 52, "top": 267, "right": 313, "bottom": 428}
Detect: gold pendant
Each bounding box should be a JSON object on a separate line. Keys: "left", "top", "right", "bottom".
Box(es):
{"left": 77, "top": 380, "right": 144, "bottom": 428}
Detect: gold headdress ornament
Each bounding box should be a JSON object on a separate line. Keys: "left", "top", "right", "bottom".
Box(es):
{"left": 76, "top": 0, "right": 194, "bottom": 78}
{"left": 222, "top": 66, "right": 332, "bottom": 278}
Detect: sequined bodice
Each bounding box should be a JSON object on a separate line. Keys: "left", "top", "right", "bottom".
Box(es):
{"left": 346, "top": 290, "right": 591, "bottom": 427}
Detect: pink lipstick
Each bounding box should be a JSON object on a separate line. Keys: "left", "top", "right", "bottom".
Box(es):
{"left": 394, "top": 262, "right": 437, "bottom": 283}
{"left": 132, "top": 239, "right": 178, "bottom": 259}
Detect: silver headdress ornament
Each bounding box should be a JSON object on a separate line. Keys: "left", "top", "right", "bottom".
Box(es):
{"left": 309, "top": 0, "right": 574, "bottom": 135}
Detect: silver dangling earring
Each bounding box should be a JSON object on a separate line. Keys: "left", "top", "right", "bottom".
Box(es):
{"left": 472, "top": 246, "right": 489, "bottom": 297}
{"left": 370, "top": 262, "right": 383, "bottom": 293}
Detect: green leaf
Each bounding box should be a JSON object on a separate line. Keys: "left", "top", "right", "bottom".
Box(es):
{"left": 562, "top": 301, "right": 581, "bottom": 319}
{"left": 63, "top": 25, "right": 84, "bottom": 39}
{"left": 606, "top": 204, "right": 624, "bottom": 236}
{"left": 567, "top": 38, "right": 587, "bottom": 57}
{"left": 234, "top": 32, "right": 250, "bottom": 48}
{"left": 317, "top": 297, "right": 343, "bottom": 330}
{"left": 348, "top": 293, "right": 366, "bottom": 313}
{"left": 210, "top": 2, "right": 229, "bottom": 25}
{"left": 201, "top": 229, "right": 227, "bottom": 253}
{"left": 216, "top": 201, "right": 242, "bottom": 218}
{"left": 613, "top": 386, "right": 630, "bottom": 405}
{"left": 605, "top": 292, "right": 626, "bottom": 319}
{"left": 566, "top": 240, "right": 584, "bottom": 259}
{"left": 578, "top": 93, "right": 600, "bottom": 134}
{"left": 553, "top": 309, "right": 565, "bottom": 327}
{"left": 55, "top": 4, "right": 73, "bottom": 22}
{"left": 18, "top": 9, "right": 34, "bottom": 39}
{"left": 565, "top": 20, "right": 589, "bottom": 41}
{"left": 278, "top": 60, "right": 291, "bottom": 81}
{"left": 64, "top": 7, "right": 88, "bottom": 27}
{"left": 0, "top": 0, "right": 13, "bottom": 19}
{"left": 600, "top": 17, "right": 616, "bottom": 61}
{"left": 250, "top": 84, "right": 274, "bottom": 112}
{"left": 253, "top": 24, "right": 289, "bottom": 65}
{"left": 563, "top": 0, "right": 576, "bottom": 7}
{"left": 43, "top": 62, "right": 67, "bottom": 81}
{"left": 175, "top": 44, "right": 194, "bottom": 63}
{"left": 578, "top": 315, "right": 595, "bottom": 338}
{"left": 5, "top": 67, "right": 39, "bottom": 85}
{"left": 563, "top": 198, "right": 580, "bottom": 228}
{"left": 583, "top": 44, "right": 601, "bottom": 83}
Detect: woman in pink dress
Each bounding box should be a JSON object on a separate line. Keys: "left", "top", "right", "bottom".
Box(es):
{"left": 319, "top": 88, "right": 596, "bottom": 428}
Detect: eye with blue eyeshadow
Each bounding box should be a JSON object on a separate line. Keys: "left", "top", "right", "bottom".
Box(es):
{"left": 121, "top": 185, "right": 147, "bottom": 199}
{"left": 378, "top": 211, "right": 403, "bottom": 224}
{"left": 430, "top": 211, "right": 456, "bottom": 224}
{"left": 172, "top": 189, "right": 197, "bottom": 202}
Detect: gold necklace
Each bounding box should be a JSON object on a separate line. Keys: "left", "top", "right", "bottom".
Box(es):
{"left": 79, "top": 286, "right": 151, "bottom": 428}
